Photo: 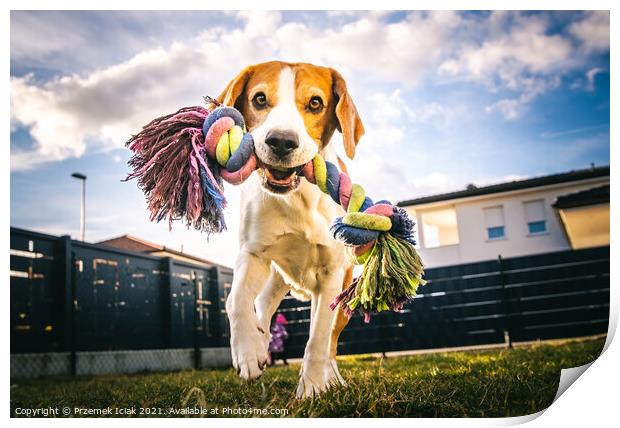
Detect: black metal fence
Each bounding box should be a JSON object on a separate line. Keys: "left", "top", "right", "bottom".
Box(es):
{"left": 279, "top": 246, "right": 610, "bottom": 357}
{"left": 10, "top": 227, "right": 232, "bottom": 377}
{"left": 10, "top": 226, "right": 609, "bottom": 376}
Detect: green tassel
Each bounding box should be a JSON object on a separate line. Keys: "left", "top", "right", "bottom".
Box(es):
{"left": 347, "top": 233, "right": 426, "bottom": 320}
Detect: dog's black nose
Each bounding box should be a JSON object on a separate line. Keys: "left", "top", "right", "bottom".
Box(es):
{"left": 265, "top": 130, "right": 299, "bottom": 158}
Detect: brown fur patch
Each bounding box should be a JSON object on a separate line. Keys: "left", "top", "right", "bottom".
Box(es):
{"left": 293, "top": 64, "right": 339, "bottom": 149}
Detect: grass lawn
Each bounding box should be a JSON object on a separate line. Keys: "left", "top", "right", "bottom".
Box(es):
{"left": 11, "top": 337, "right": 604, "bottom": 418}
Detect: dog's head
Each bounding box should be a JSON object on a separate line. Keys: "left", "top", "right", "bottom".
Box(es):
{"left": 216, "top": 61, "right": 364, "bottom": 195}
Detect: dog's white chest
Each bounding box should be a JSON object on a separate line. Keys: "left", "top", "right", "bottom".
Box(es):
{"left": 239, "top": 174, "right": 347, "bottom": 293}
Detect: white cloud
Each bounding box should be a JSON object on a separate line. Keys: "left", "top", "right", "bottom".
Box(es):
{"left": 355, "top": 90, "right": 410, "bottom": 151}
{"left": 10, "top": 11, "right": 236, "bottom": 74}
{"left": 10, "top": 11, "right": 610, "bottom": 168}
{"left": 10, "top": 11, "right": 463, "bottom": 170}
{"left": 485, "top": 98, "right": 522, "bottom": 120}
{"left": 11, "top": 12, "right": 88, "bottom": 72}
{"left": 408, "top": 102, "right": 451, "bottom": 125}
{"left": 236, "top": 10, "right": 282, "bottom": 37}
{"left": 9, "top": 11, "right": 284, "bottom": 170}
{"left": 10, "top": 43, "right": 213, "bottom": 169}
{"left": 440, "top": 13, "right": 573, "bottom": 82}
{"left": 407, "top": 172, "right": 464, "bottom": 198}
{"left": 439, "top": 12, "right": 603, "bottom": 120}
{"left": 585, "top": 67, "right": 605, "bottom": 91}
{"left": 346, "top": 153, "right": 413, "bottom": 203}
{"left": 485, "top": 74, "right": 560, "bottom": 120}
{"left": 569, "top": 11, "right": 610, "bottom": 53}
{"left": 541, "top": 123, "right": 609, "bottom": 139}
{"left": 11, "top": 75, "right": 87, "bottom": 168}
{"left": 366, "top": 90, "right": 407, "bottom": 122}
{"left": 270, "top": 11, "right": 462, "bottom": 85}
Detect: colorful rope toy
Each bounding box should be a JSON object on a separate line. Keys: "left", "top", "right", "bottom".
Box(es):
{"left": 125, "top": 102, "right": 426, "bottom": 321}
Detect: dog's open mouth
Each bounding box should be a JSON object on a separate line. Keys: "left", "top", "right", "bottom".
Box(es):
{"left": 258, "top": 163, "right": 302, "bottom": 194}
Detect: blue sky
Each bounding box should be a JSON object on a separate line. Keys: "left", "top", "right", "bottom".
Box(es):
{"left": 10, "top": 10, "right": 610, "bottom": 266}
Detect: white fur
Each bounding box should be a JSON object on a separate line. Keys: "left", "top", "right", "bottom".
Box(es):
{"left": 250, "top": 67, "right": 319, "bottom": 169}
{"left": 226, "top": 66, "right": 351, "bottom": 398}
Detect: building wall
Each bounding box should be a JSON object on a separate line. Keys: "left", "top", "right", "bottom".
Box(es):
{"left": 406, "top": 178, "right": 609, "bottom": 267}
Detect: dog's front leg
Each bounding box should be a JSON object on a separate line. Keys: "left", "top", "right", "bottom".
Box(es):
{"left": 255, "top": 268, "right": 291, "bottom": 352}
{"left": 226, "top": 251, "right": 270, "bottom": 381}
{"left": 296, "top": 268, "right": 344, "bottom": 398}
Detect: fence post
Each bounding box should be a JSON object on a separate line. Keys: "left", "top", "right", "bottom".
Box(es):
{"left": 59, "top": 235, "right": 77, "bottom": 375}
{"left": 162, "top": 257, "right": 174, "bottom": 348}
{"left": 498, "top": 255, "right": 513, "bottom": 349}
{"left": 70, "top": 251, "right": 78, "bottom": 375}
{"left": 213, "top": 266, "right": 231, "bottom": 348}
{"left": 192, "top": 269, "right": 202, "bottom": 370}
{"left": 208, "top": 267, "right": 222, "bottom": 346}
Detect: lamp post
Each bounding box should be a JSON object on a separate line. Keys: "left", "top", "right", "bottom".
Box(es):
{"left": 71, "top": 173, "right": 87, "bottom": 241}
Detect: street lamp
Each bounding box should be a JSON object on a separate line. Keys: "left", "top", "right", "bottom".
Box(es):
{"left": 71, "top": 173, "right": 87, "bottom": 241}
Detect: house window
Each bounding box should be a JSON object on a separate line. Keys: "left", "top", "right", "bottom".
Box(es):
{"left": 487, "top": 226, "right": 505, "bottom": 239}
{"left": 484, "top": 206, "right": 505, "bottom": 240}
{"left": 528, "top": 221, "right": 546, "bottom": 234}
{"left": 420, "top": 207, "right": 459, "bottom": 248}
{"left": 524, "top": 200, "right": 547, "bottom": 235}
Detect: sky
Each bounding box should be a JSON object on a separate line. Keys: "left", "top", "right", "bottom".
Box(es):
{"left": 10, "top": 10, "right": 610, "bottom": 267}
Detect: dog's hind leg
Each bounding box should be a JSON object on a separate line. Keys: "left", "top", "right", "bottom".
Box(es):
{"left": 326, "top": 265, "right": 353, "bottom": 386}
{"left": 296, "top": 267, "right": 346, "bottom": 399}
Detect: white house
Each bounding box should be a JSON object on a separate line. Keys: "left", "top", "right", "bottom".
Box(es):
{"left": 398, "top": 166, "right": 610, "bottom": 268}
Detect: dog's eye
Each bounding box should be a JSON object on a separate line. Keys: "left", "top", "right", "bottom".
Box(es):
{"left": 252, "top": 92, "right": 268, "bottom": 109}
{"left": 308, "top": 96, "right": 324, "bottom": 113}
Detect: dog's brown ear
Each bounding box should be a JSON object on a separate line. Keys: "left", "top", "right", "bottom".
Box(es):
{"left": 331, "top": 68, "right": 364, "bottom": 159}
{"left": 216, "top": 66, "right": 253, "bottom": 109}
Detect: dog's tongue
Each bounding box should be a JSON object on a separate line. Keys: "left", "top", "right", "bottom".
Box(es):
{"left": 265, "top": 167, "right": 296, "bottom": 185}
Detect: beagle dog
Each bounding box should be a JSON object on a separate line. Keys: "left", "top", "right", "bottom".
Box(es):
{"left": 217, "top": 61, "right": 364, "bottom": 398}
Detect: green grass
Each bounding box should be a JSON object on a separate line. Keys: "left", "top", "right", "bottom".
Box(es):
{"left": 11, "top": 337, "right": 604, "bottom": 418}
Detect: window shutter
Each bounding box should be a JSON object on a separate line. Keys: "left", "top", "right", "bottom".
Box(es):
{"left": 484, "top": 206, "right": 504, "bottom": 228}
{"left": 524, "top": 200, "right": 546, "bottom": 222}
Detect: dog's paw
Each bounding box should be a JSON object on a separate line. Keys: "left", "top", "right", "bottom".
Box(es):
{"left": 231, "top": 325, "right": 269, "bottom": 382}
{"left": 295, "top": 359, "right": 330, "bottom": 399}
{"left": 325, "top": 359, "right": 346, "bottom": 387}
